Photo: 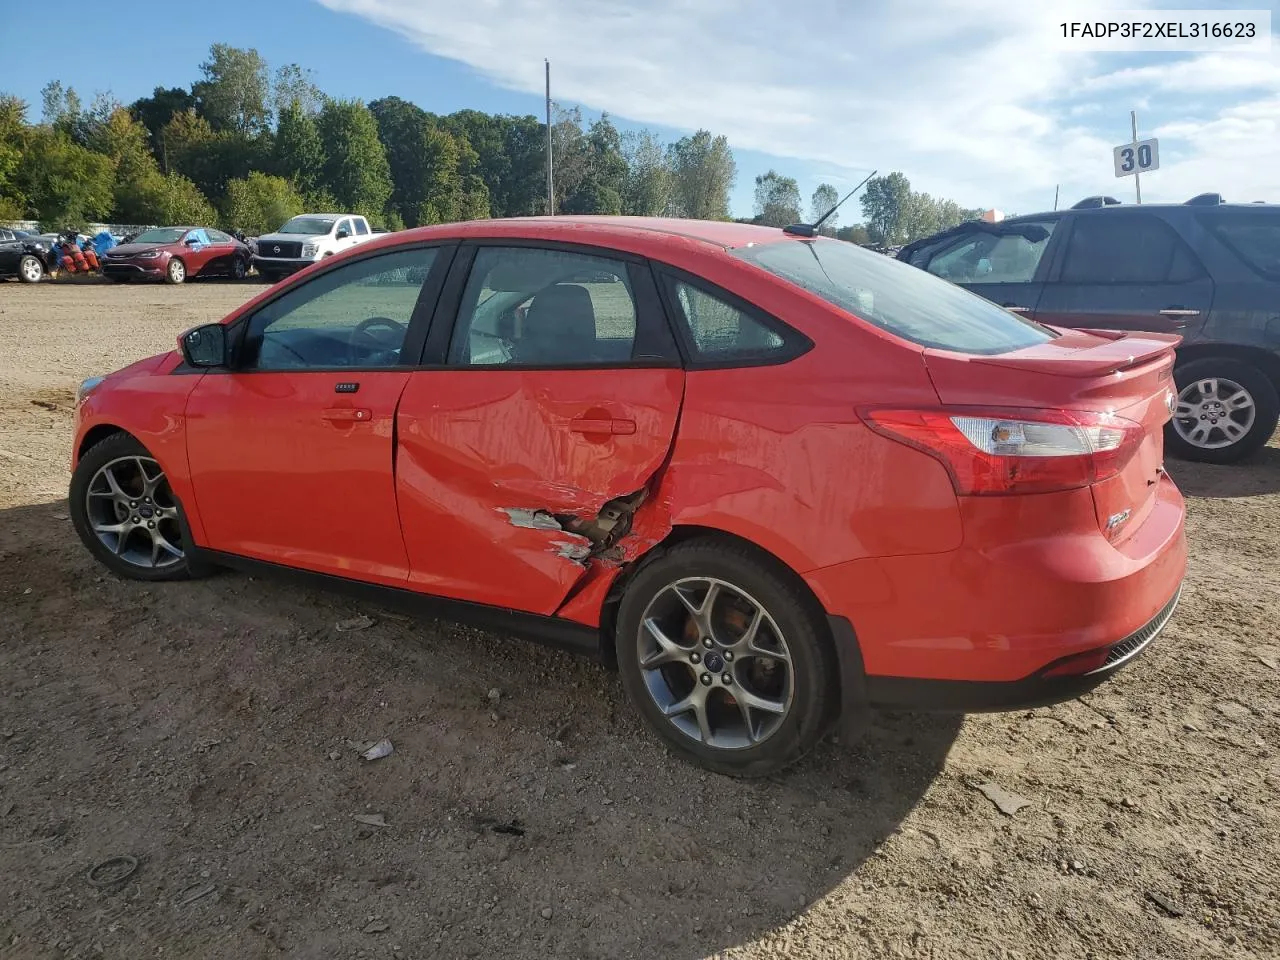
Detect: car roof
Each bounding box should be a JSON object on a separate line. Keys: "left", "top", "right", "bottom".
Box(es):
{"left": 385, "top": 216, "right": 793, "bottom": 253}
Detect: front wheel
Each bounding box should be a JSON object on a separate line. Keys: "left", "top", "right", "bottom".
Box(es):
{"left": 615, "top": 539, "right": 839, "bottom": 777}
{"left": 69, "top": 433, "right": 202, "bottom": 582}
{"left": 232, "top": 256, "right": 247, "bottom": 280}
{"left": 165, "top": 258, "right": 186, "bottom": 284}
{"left": 18, "top": 255, "right": 44, "bottom": 283}
{"left": 1166, "top": 358, "right": 1279, "bottom": 464}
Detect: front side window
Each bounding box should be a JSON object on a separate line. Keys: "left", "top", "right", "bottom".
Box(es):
{"left": 449, "top": 247, "right": 638, "bottom": 366}
{"left": 238, "top": 248, "right": 437, "bottom": 371}
{"left": 735, "top": 238, "right": 1056, "bottom": 355}
{"left": 1059, "top": 213, "right": 1204, "bottom": 283}
{"left": 925, "top": 222, "right": 1055, "bottom": 284}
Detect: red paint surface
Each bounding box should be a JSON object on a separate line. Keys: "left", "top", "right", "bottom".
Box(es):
{"left": 74, "top": 215, "right": 1188, "bottom": 688}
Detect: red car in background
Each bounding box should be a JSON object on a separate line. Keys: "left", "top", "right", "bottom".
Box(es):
{"left": 102, "top": 226, "right": 251, "bottom": 284}
{"left": 68, "top": 217, "right": 1187, "bottom": 776}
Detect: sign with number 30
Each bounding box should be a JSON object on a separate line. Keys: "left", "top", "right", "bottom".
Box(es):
{"left": 1113, "top": 138, "right": 1160, "bottom": 178}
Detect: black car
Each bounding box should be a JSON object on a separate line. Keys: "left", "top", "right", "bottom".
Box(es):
{"left": 898, "top": 194, "right": 1280, "bottom": 463}
{"left": 0, "top": 228, "right": 60, "bottom": 283}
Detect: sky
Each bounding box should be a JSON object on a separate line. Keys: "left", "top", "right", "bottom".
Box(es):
{"left": 2, "top": 0, "right": 1278, "bottom": 220}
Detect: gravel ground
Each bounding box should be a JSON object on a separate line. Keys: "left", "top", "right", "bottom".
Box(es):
{"left": 1, "top": 278, "right": 1277, "bottom": 960}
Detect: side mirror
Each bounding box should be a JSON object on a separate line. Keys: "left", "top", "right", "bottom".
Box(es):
{"left": 180, "top": 323, "right": 227, "bottom": 367}
{"left": 336, "top": 230, "right": 350, "bottom": 240}
{"left": 184, "top": 236, "right": 200, "bottom": 246}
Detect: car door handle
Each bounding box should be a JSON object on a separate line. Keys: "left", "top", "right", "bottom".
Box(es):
{"left": 568, "top": 417, "right": 636, "bottom": 435}
{"left": 1158, "top": 308, "right": 1200, "bottom": 316}
{"left": 323, "top": 407, "right": 372, "bottom": 423}
{"left": 1002, "top": 304, "right": 1031, "bottom": 313}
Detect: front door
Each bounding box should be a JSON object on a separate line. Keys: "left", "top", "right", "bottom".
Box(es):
{"left": 185, "top": 245, "right": 450, "bottom": 585}
{"left": 395, "top": 243, "right": 685, "bottom": 614}
{"left": 1035, "top": 212, "right": 1216, "bottom": 336}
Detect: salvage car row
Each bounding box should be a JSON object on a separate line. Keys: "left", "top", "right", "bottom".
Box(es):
{"left": 0, "top": 213, "right": 379, "bottom": 285}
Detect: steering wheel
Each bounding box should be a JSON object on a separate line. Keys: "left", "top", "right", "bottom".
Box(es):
{"left": 348, "top": 316, "right": 406, "bottom": 364}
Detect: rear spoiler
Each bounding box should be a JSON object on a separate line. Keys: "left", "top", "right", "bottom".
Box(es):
{"left": 966, "top": 330, "right": 1181, "bottom": 378}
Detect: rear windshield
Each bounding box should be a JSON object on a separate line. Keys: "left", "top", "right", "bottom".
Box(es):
{"left": 734, "top": 238, "right": 1057, "bottom": 355}
{"left": 1205, "top": 210, "right": 1280, "bottom": 279}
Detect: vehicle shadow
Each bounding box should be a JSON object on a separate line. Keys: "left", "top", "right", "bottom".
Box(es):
{"left": 0, "top": 500, "right": 961, "bottom": 960}
{"left": 1166, "top": 442, "right": 1280, "bottom": 498}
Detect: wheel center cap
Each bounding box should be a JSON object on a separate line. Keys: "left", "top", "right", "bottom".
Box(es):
{"left": 704, "top": 652, "right": 725, "bottom": 673}
{"left": 139, "top": 506, "right": 154, "bottom": 519}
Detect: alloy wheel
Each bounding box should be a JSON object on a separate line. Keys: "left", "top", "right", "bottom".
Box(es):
{"left": 84, "top": 456, "right": 184, "bottom": 569}
{"left": 636, "top": 577, "right": 794, "bottom": 749}
{"left": 1173, "top": 377, "right": 1256, "bottom": 450}
{"left": 20, "top": 256, "right": 43, "bottom": 282}
{"left": 169, "top": 260, "right": 185, "bottom": 283}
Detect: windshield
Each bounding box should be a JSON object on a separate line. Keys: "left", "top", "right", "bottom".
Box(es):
{"left": 733, "top": 238, "right": 1056, "bottom": 355}
{"left": 132, "top": 228, "right": 187, "bottom": 245}
{"left": 279, "top": 217, "right": 336, "bottom": 235}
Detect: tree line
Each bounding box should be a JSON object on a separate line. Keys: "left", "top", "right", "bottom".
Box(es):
{"left": 0, "top": 43, "right": 982, "bottom": 245}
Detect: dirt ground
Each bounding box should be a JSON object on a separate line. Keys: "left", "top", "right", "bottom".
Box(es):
{"left": 1, "top": 277, "right": 1277, "bottom": 960}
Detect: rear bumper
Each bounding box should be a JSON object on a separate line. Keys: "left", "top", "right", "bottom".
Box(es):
{"left": 857, "top": 585, "right": 1181, "bottom": 712}
{"left": 809, "top": 474, "right": 1187, "bottom": 705}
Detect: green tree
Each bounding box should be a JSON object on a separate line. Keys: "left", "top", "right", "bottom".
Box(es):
{"left": 371, "top": 97, "right": 487, "bottom": 225}
{"left": 442, "top": 110, "right": 544, "bottom": 218}
{"left": 272, "top": 64, "right": 324, "bottom": 116}
{"left": 753, "top": 170, "right": 802, "bottom": 227}
{"left": 562, "top": 114, "right": 627, "bottom": 215}
{"left": 161, "top": 108, "right": 268, "bottom": 201}
{"left": 317, "top": 99, "right": 392, "bottom": 220}
{"left": 155, "top": 172, "right": 218, "bottom": 224}
{"left": 222, "top": 171, "right": 305, "bottom": 234}
{"left": 192, "top": 43, "right": 271, "bottom": 135}
{"left": 40, "top": 81, "right": 82, "bottom": 128}
{"left": 667, "top": 130, "right": 736, "bottom": 220}
{"left": 622, "top": 129, "right": 670, "bottom": 216}
{"left": 860, "top": 172, "right": 912, "bottom": 245}
{"left": 11, "top": 126, "right": 113, "bottom": 227}
{"left": 129, "top": 86, "right": 196, "bottom": 166}
{"left": 90, "top": 108, "right": 169, "bottom": 222}
{"left": 836, "top": 224, "right": 872, "bottom": 245}
{"left": 0, "top": 95, "right": 26, "bottom": 217}
{"left": 809, "top": 183, "right": 839, "bottom": 229}
{"left": 275, "top": 102, "right": 325, "bottom": 195}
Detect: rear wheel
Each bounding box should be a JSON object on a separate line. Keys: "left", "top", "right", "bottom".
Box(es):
{"left": 615, "top": 539, "right": 838, "bottom": 777}
{"left": 165, "top": 258, "right": 186, "bottom": 284}
{"left": 1166, "top": 357, "right": 1279, "bottom": 464}
{"left": 70, "top": 434, "right": 202, "bottom": 582}
{"left": 18, "top": 255, "right": 44, "bottom": 283}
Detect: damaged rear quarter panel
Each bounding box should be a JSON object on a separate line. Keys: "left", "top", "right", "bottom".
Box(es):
{"left": 394, "top": 368, "right": 684, "bottom": 615}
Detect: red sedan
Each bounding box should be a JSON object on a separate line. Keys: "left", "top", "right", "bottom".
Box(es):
{"left": 102, "top": 226, "right": 251, "bottom": 284}
{"left": 69, "top": 217, "right": 1186, "bottom": 776}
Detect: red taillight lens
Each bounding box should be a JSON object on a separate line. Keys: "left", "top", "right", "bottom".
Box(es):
{"left": 863, "top": 407, "right": 1144, "bottom": 495}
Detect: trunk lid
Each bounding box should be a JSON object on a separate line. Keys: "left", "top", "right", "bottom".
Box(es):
{"left": 924, "top": 327, "right": 1179, "bottom": 540}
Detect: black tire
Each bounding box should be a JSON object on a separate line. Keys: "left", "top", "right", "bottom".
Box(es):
{"left": 231, "top": 256, "right": 247, "bottom": 280}
{"left": 165, "top": 258, "right": 186, "bottom": 284}
{"left": 614, "top": 538, "right": 839, "bottom": 777}
{"left": 18, "top": 254, "right": 44, "bottom": 283}
{"left": 69, "top": 433, "right": 204, "bottom": 582}
{"left": 1165, "top": 357, "right": 1280, "bottom": 464}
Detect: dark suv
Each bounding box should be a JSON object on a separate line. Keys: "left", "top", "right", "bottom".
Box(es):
{"left": 898, "top": 194, "right": 1280, "bottom": 463}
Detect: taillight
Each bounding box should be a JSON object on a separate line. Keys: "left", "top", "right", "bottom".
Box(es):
{"left": 863, "top": 407, "right": 1144, "bottom": 495}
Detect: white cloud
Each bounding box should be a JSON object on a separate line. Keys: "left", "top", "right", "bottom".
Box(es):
{"left": 318, "top": 0, "right": 1280, "bottom": 212}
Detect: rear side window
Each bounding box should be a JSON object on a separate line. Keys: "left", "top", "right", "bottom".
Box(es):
{"left": 206, "top": 228, "right": 232, "bottom": 243}
{"left": 666, "top": 280, "right": 792, "bottom": 362}
{"left": 1205, "top": 211, "right": 1280, "bottom": 278}
{"left": 355, "top": 218, "right": 370, "bottom": 236}
{"left": 735, "top": 238, "right": 1056, "bottom": 355}
{"left": 924, "top": 221, "right": 1056, "bottom": 284}
{"left": 1059, "top": 213, "right": 1204, "bottom": 283}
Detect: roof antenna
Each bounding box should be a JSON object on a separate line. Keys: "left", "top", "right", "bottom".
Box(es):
{"left": 784, "top": 170, "right": 878, "bottom": 238}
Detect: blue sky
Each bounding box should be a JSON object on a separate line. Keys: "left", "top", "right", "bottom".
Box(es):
{"left": 2, "top": 0, "right": 1278, "bottom": 220}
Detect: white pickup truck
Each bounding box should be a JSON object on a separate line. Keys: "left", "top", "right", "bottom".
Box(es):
{"left": 253, "top": 213, "right": 378, "bottom": 281}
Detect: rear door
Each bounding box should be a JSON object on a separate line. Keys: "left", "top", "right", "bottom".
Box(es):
{"left": 914, "top": 219, "right": 1059, "bottom": 318}
{"left": 394, "top": 242, "right": 684, "bottom": 614}
{"left": 1035, "top": 211, "right": 1215, "bottom": 335}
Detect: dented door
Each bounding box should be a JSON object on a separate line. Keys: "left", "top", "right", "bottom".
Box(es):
{"left": 395, "top": 368, "right": 683, "bottom": 613}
